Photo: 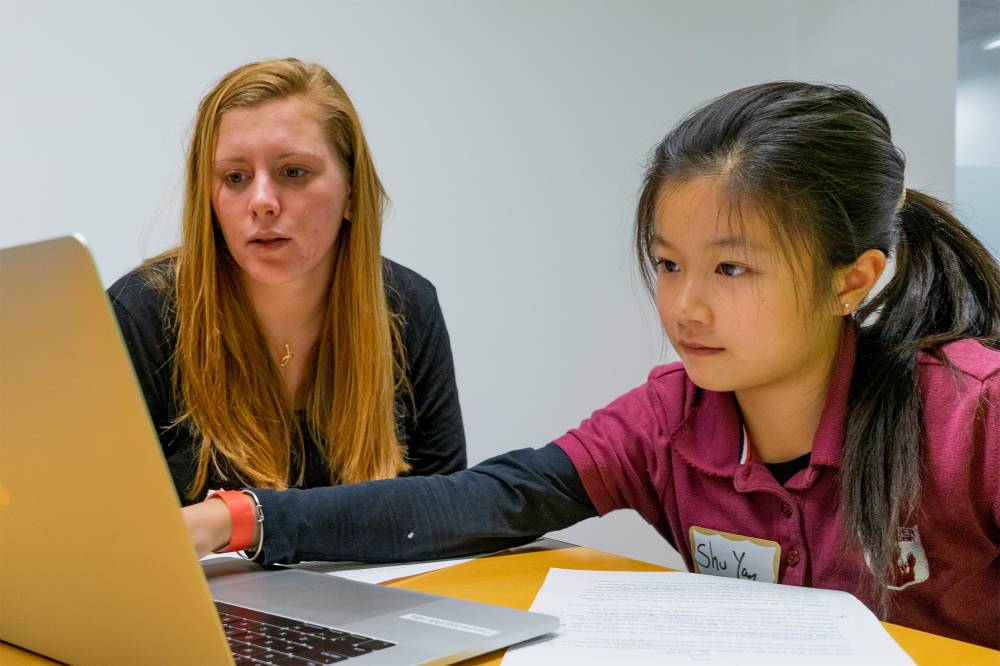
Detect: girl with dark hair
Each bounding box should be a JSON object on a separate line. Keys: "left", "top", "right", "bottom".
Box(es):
{"left": 183, "top": 82, "right": 999, "bottom": 647}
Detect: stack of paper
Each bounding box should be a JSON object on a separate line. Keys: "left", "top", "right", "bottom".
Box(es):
{"left": 502, "top": 569, "right": 913, "bottom": 665}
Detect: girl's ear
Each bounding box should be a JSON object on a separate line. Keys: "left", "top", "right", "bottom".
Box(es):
{"left": 833, "top": 249, "right": 887, "bottom": 315}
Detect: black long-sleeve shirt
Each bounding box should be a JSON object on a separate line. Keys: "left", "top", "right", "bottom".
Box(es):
{"left": 108, "top": 258, "right": 468, "bottom": 504}
{"left": 253, "top": 443, "right": 597, "bottom": 564}
{"left": 247, "top": 436, "right": 813, "bottom": 565}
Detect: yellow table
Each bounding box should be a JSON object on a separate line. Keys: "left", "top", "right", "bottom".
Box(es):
{"left": 2, "top": 541, "right": 997, "bottom": 665}
{"left": 388, "top": 541, "right": 1000, "bottom": 666}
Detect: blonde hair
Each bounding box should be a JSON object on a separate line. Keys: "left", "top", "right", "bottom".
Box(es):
{"left": 148, "top": 58, "right": 410, "bottom": 499}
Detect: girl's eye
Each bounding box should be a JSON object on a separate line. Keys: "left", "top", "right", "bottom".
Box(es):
{"left": 224, "top": 172, "right": 247, "bottom": 185}
{"left": 656, "top": 259, "right": 679, "bottom": 273}
{"left": 282, "top": 167, "right": 307, "bottom": 178}
{"left": 717, "top": 263, "right": 748, "bottom": 277}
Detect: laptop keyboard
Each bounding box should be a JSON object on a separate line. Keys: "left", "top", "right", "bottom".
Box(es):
{"left": 217, "top": 601, "right": 395, "bottom": 664}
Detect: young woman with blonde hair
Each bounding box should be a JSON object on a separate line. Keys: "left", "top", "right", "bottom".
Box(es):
{"left": 109, "top": 58, "right": 466, "bottom": 506}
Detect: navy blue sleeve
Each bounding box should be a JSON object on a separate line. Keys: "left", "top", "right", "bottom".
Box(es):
{"left": 252, "top": 443, "right": 595, "bottom": 564}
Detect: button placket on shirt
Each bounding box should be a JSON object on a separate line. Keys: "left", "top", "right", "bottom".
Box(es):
{"left": 779, "top": 466, "right": 828, "bottom": 583}
{"left": 774, "top": 491, "right": 806, "bottom": 577}
{"left": 775, "top": 493, "right": 805, "bottom": 581}
{"left": 733, "top": 465, "right": 807, "bottom": 585}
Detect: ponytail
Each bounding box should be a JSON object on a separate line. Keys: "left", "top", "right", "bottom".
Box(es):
{"left": 844, "top": 189, "right": 1000, "bottom": 613}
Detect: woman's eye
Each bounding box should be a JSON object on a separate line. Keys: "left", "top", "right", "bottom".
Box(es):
{"left": 224, "top": 172, "right": 246, "bottom": 185}
{"left": 282, "top": 167, "right": 307, "bottom": 178}
{"left": 656, "top": 259, "right": 679, "bottom": 273}
{"left": 717, "top": 263, "right": 748, "bottom": 277}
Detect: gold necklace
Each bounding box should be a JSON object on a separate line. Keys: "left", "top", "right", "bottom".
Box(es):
{"left": 279, "top": 343, "right": 293, "bottom": 368}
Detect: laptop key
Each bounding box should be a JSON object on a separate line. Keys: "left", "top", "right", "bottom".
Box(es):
{"left": 287, "top": 622, "right": 327, "bottom": 634}
{"left": 323, "top": 635, "right": 363, "bottom": 648}
{"left": 264, "top": 656, "right": 311, "bottom": 666}
{"left": 321, "top": 643, "right": 372, "bottom": 659}
{"left": 232, "top": 619, "right": 264, "bottom": 631}
{"left": 272, "top": 629, "right": 309, "bottom": 643}
{"left": 293, "top": 648, "right": 347, "bottom": 664}
{"left": 232, "top": 644, "right": 262, "bottom": 657}
{"left": 250, "top": 646, "right": 274, "bottom": 659}
{"left": 273, "top": 640, "right": 305, "bottom": 654}
{"left": 313, "top": 629, "right": 348, "bottom": 642}
{"left": 354, "top": 639, "right": 393, "bottom": 651}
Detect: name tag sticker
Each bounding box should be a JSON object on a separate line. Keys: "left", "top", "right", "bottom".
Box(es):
{"left": 689, "top": 526, "right": 781, "bottom": 583}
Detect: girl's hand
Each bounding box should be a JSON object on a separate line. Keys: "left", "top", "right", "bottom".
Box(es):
{"left": 182, "top": 498, "right": 232, "bottom": 557}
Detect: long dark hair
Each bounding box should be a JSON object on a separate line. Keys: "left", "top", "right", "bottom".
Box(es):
{"left": 635, "top": 82, "right": 1000, "bottom": 613}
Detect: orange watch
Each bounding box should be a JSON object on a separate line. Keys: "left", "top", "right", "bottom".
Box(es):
{"left": 206, "top": 489, "right": 256, "bottom": 553}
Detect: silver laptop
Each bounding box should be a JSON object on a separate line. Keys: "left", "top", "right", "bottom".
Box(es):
{"left": 0, "top": 236, "right": 558, "bottom": 665}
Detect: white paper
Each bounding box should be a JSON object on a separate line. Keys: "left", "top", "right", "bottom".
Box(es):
{"left": 282, "top": 556, "right": 475, "bottom": 584}
{"left": 502, "top": 569, "right": 914, "bottom": 666}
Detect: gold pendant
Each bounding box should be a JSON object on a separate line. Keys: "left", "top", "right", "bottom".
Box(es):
{"left": 279, "top": 344, "right": 293, "bottom": 368}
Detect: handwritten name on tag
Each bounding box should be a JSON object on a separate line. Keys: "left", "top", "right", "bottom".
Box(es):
{"left": 689, "top": 526, "right": 781, "bottom": 583}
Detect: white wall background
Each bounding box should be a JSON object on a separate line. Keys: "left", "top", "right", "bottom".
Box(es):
{"left": 1, "top": 1, "right": 957, "bottom": 570}
{"left": 956, "top": 36, "right": 1000, "bottom": 256}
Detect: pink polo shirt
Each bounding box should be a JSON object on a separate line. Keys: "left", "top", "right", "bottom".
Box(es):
{"left": 555, "top": 325, "right": 1000, "bottom": 648}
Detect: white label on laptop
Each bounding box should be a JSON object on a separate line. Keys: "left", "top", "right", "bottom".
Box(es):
{"left": 399, "top": 613, "right": 500, "bottom": 636}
